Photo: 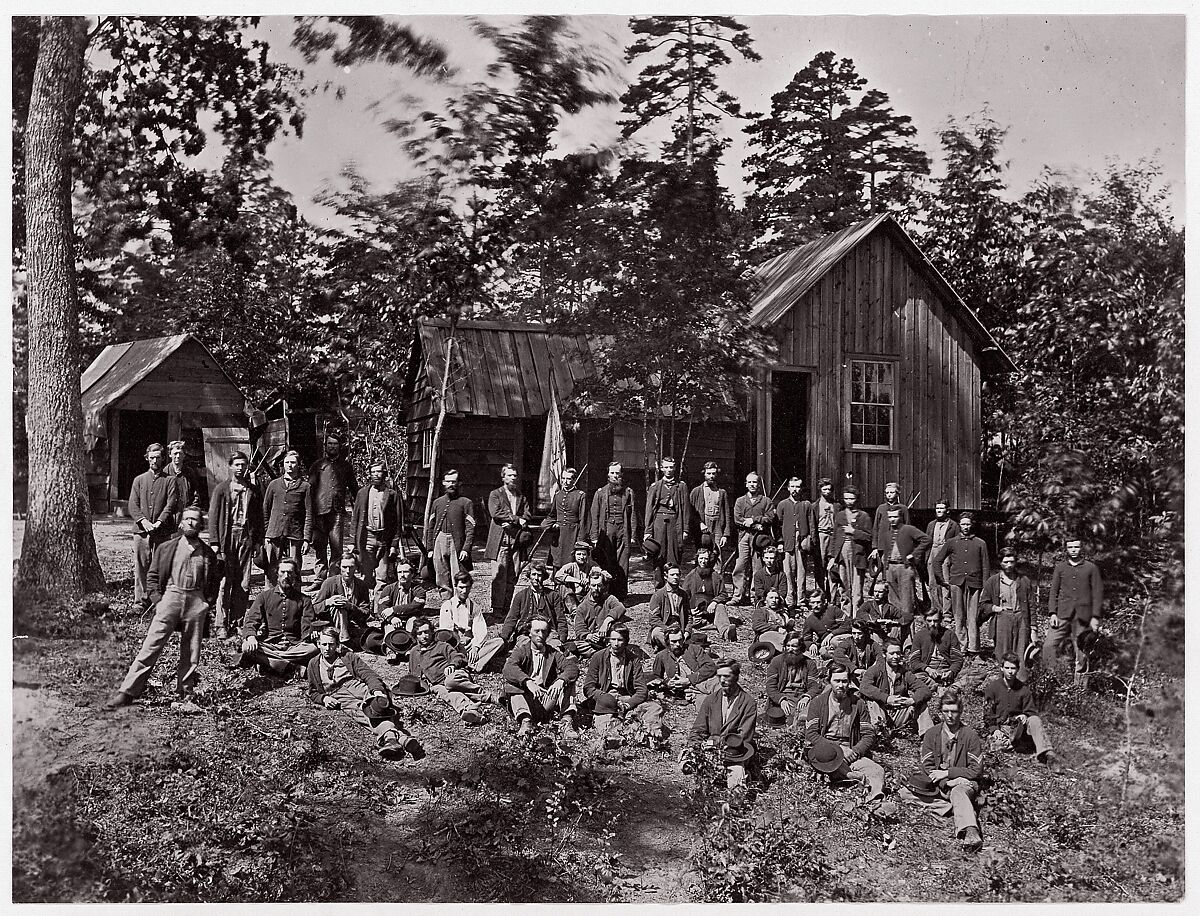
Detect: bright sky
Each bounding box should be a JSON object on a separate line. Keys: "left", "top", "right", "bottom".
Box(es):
{"left": 243, "top": 13, "right": 1185, "bottom": 229}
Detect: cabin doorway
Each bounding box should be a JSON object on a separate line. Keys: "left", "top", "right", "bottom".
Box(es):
{"left": 768, "top": 369, "right": 810, "bottom": 493}
{"left": 116, "top": 409, "right": 170, "bottom": 497}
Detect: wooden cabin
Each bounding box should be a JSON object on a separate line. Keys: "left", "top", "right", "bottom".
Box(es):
{"left": 401, "top": 319, "right": 749, "bottom": 513}
{"left": 80, "top": 334, "right": 248, "bottom": 513}
{"left": 747, "top": 213, "right": 1015, "bottom": 508}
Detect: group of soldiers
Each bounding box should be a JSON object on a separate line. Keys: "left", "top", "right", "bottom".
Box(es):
{"left": 105, "top": 436, "right": 1104, "bottom": 854}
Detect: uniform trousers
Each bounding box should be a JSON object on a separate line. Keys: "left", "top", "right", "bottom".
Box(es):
{"left": 593, "top": 698, "right": 666, "bottom": 739}
{"left": 901, "top": 778, "right": 979, "bottom": 836}
{"left": 648, "top": 511, "right": 682, "bottom": 588}
{"left": 1042, "top": 615, "right": 1091, "bottom": 683}
{"left": 509, "top": 682, "right": 577, "bottom": 723}
{"left": 120, "top": 585, "right": 208, "bottom": 698}
{"left": 311, "top": 508, "right": 347, "bottom": 582}
{"left": 431, "top": 531, "right": 463, "bottom": 597}
{"left": 950, "top": 582, "right": 984, "bottom": 653}
{"left": 215, "top": 529, "right": 256, "bottom": 632}
{"left": 596, "top": 523, "right": 631, "bottom": 599}
{"left": 490, "top": 535, "right": 526, "bottom": 615}
{"left": 784, "top": 545, "right": 808, "bottom": 607}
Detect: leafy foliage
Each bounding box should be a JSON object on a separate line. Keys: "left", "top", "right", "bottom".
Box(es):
{"left": 745, "top": 50, "right": 929, "bottom": 254}
{"left": 620, "top": 16, "right": 760, "bottom": 163}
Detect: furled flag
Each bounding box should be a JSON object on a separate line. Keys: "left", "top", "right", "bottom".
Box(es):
{"left": 537, "top": 374, "right": 567, "bottom": 510}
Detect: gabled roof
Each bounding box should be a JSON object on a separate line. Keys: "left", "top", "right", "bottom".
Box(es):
{"left": 417, "top": 319, "right": 596, "bottom": 418}
{"left": 748, "top": 214, "right": 1016, "bottom": 373}
{"left": 80, "top": 334, "right": 244, "bottom": 443}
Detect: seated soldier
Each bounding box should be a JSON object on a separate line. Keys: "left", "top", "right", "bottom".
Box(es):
{"left": 899, "top": 687, "right": 984, "bottom": 852}
{"left": 500, "top": 561, "right": 569, "bottom": 648}
{"left": 801, "top": 588, "right": 853, "bottom": 657}
{"left": 582, "top": 625, "right": 667, "bottom": 749}
{"left": 686, "top": 658, "right": 758, "bottom": 789}
{"left": 859, "top": 578, "right": 910, "bottom": 650}
{"left": 764, "top": 631, "right": 820, "bottom": 729}
{"left": 235, "top": 558, "right": 318, "bottom": 676}
{"left": 572, "top": 568, "right": 628, "bottom": 660}
{"left": 503, "top": 615, "right": 581, "bottom": 738}
{"left": 306, "top": 627, "right": 425, "bottom": 761}
{"left": 408, "top": 617, "right": 501, "bottom": 726}
{"left": 437, "top": 571, "right": 506, "bottom": 673}
{"left": 682, "top": 546, "right": 740, "bottom": 639}
{"left": 647, "top": 564, "right": 691, "bottom": 650}
{"left": 804, "top": 663, "right": 885, "bottom": 803}
{"left": 750, "top": 588, "right": 795, "bottom": 650}
{"left": 554, "top": 541, "right": 594, "bottom": 614}
{"left": 839, "top": 611, "right": 883, "bottom": 674}
{"left": 374, "top": 561, "right": 428, "bottom": 633}
{"left": 859, "top": 640, "right": 934, "bottom": 738}
{"left": 982, "top": 653, "right": 1056, "bottom": 765}
{"left": 313, "top": 552, "right": 372, "bottom": 646}
{"left": 752, "top": 544, "right": 789, "bottom": 606}
{"left": 908, "top": 605, "right": 965, "bottom": 699}
{"left": 649, "top": 626, "right": 718, "bottom": 700}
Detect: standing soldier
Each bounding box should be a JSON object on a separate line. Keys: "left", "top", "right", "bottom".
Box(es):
{"left": 550, "top": 466, "right": 588, "bottom": 567}
{"left": 128, "top": 442, "right": 179, "bottom": 612}
{"left": 589, "top": 462, "right": 637, "bottom": 600}
{"left": 810, "top": 477, "right": 841, "bottom": 595}
{"left": 424, "top": 469, "right": 476, "bottom": 599}
{"left": 689, "top": 461, "right": 732, "bottom": 562}
{"left": 981, "top": 548, "right": 1034, "bottom": 672}
{"left": 351, "top": 461, "right": 400, "bottom": 590}
{"left": 776, "top": 476, "right": 813, "bottom": 607}
{"left": 166, "top": 439, "right": 203, "bottom": 510}
{"left": 105, "top": 506, "right": 222, "bottom": 713}
{"left": 1042, "top": 536, "right": 1103, "bottom": 687}
{"left": 208, "top": 451, "right": 264, "bottom": 639}
{"left": 873, "top": 506, "right": 931, "bottom": 626}
{"left": 871, "top": 481, "right": 910, "bottom": 547}
{"left": 308, "top": 431, "right": 359, "bottom": 585}
{"left": 262, "top": 449, "right": 311, "bottom": 586}
{"left": 826, "top": 485, "right": 872, "bottom": 609}
{"left": 731, "top": 472, "right": 776, "bottom": 606}
{"left": 644, "top": 456, "right": 690, "bottom": 590}
{"left": 486, "top": 463, "right": 532, "bottom": 617}
{"left": 925, "top": 499, "right": 960, "bottom": 619}
{"left": 933, "top": 513, "right": 991, "bottom": 657}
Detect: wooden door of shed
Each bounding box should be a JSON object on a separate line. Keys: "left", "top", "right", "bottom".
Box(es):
{"left": 202, "top": 427, "right": 250, "bottom": 493}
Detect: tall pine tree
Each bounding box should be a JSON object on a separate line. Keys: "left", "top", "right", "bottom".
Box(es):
{"left": 744, "top": 51, "right": 928, "bottom": 255}
{"left": 620, "top": 16, "right": 760, "bottom": 165}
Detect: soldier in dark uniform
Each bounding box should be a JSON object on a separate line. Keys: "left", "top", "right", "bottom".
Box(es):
{"left": 588, "top": 462, "right": 637, "bottom": 601}
{"left": 644, "top": 456, "right": 690, "bottom": 589}
{"left": 551, "top": 466, "right": 589, "bottom": 567}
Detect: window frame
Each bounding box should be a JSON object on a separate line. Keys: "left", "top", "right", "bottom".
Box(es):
{"left": 420, "top": 428, "right": 434, "bottom": 469}
{"left": 846, "top": 357, "right": 898, "bottom": 453}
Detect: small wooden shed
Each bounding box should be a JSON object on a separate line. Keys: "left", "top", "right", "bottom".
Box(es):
{"left": 746, "top": 213, "right": 1015, "bottom": 507}
{"left": 80, "top": 334, "right": 248, "bottom": 512}
{"left": 402, "top": 319, "right": 750, "bottom": 511}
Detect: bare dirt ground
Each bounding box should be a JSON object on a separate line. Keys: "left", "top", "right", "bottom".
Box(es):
{"left": 11, "top": 517, "right": 1185, "bottom": 903}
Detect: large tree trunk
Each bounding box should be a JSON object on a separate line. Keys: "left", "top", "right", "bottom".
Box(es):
{"left": 19, "top": 16, "right": 105, "bottom": 596}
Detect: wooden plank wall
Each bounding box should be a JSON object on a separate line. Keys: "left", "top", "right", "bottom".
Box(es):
{"left": 111, "top": 340, "right": 245, "bottom": 419}
{"left": 772, "top": 226, "right": 984, "bottom": 509}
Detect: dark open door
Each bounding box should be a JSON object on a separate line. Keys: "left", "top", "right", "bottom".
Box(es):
{"left": 116, "top": 409, "right": 170, "bottom": 498}
{"left": 769, "top": 370, "right": 810, "bottom": 493}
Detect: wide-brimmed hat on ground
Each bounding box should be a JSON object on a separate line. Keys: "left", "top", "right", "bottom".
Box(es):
{"left": 907, "top": 772, "right": 943, "bottom": 800}
{"left": 747, "top": 640, "right": 779, "bottom": 663}
{"left": 592, "top": 692, "right": 620, "bottom": 715}
{"left": 362, "top": 695, "right": 395, "bottom": 719}
{"left": 434, "top": 628, "right": 458, "bottom": 646}
{"left": 1023, "top": 642, "right": 1041, "bottom": 667}
{"left": 806, "top": 736, "right": 846, "bottom": 774}
{"left": 765, "top": 704, "right": 788, "bottom": 726}
{"left": 360, "top": 627, "right": 386, "bottom": 654}
{"left": 753, "top": 533, "right": 774, "bottom": 551}
{"left": 392, "top": 674, "right": 429, "bottom": 697}
{"left": 384, "top": 628, "right": 414, "bottom": 655}
{"left": 722, "top": 734, "right": 756, "bottom": 765}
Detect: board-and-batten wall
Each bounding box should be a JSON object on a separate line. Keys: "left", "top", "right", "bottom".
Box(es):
{"left": 767, "top": 228, "right": 982, "bottom": 508}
